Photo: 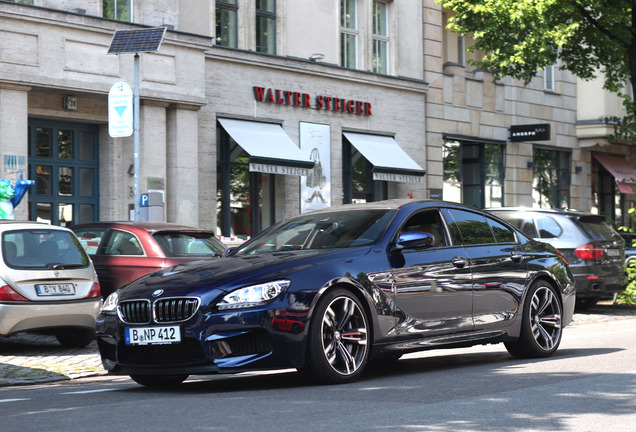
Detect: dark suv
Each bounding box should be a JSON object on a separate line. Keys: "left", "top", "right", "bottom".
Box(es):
{"left": 487, "top": 208, "right": 625, "bottom": 308}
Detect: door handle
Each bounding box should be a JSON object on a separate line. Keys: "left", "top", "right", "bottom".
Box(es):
{"left": 510, "top": 252, "right": 523, "bottom": 263}
{"left": 452, "top": 256, "right": 468, "bottom": 268}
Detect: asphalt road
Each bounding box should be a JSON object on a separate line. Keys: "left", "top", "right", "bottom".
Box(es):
{"left": 1, "top": 304, "right": 635, "bottom": 432}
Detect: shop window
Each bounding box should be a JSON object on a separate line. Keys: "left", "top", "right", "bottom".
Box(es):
{"left": 28, "top": 120, "right": 99, "bottom": 226}
{"left": 442, "top": 139, "right": 505, "bottom": 208}
{"left": 103, "top": 0, "right": 132, "bottom": 22}
{"left": 340, "top": 0, "right": 358, "bottom": 68}
{"left": 216, "top": 0, "right": 238, "bottom": 48}
{"left": 343, "top": 140, "right": 387, "bottom": 204}
{"left": 592, "top": 157, "right": 630, "bottom": 226}
{"left": 372, "top": 0, "right": 389, "bottom": 74}
{"left": 217, "top": 128, "right": 275, "bottom": 239}
{"left": 256, "top": 0, "right": 276, "bottom": 54}
{"left": 532, "top": 147, "right": 570, "bottom": 209}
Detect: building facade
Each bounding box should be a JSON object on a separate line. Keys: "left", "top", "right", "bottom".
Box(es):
{"left": 0, "top": 0, "right": 633, "bottom": 238}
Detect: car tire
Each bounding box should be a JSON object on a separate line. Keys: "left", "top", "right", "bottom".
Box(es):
{"left": 505, "top": 281, "right": 563, "bottom": 359}
{"left": 55, "top": 328, "right": 95, "bottom": 348}
{"left": 575, "top": 296, "right": 599, "bottom": 310}
{"left": 305, "top": 289, "right": 370, "bottom": 384}
{"left": 130, "top": 374, "right": 189, "bottom": 387}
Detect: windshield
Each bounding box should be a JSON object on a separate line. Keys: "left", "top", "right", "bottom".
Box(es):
{"left": 152, "top": 232, "right": 226, "bottom": 257}
{"left": 3, "top": 229, "right": 90, "bottom": 269}
{"left": 235, "top": 209, "right": 396, "bottom": 256}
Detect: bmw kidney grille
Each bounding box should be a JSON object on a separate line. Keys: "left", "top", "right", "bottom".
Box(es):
{"left": 118, "top": 298, "right": 200, "bottom": 324}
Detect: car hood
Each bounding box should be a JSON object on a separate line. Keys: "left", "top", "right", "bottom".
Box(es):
{"left": 117, "top": 246, "right": 373, "bottom": 301}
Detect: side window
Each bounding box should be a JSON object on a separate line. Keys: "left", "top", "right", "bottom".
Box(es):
{"left": 536, "top": 215, "right": 562, "bottom": 239}
{"left": 399, "top": 210, "right": 447, "bottom": 247}
{"left": 442, "top": 208, "right": 496, "bottom": 245}
{"left": 103, "top": 230, "right": 143, "bottom": 256}
{"left": 73, "top": 228, "right": 108, "bottom": 255}
{"left": 487, "top": 217, "right": 516, "bottom": 243}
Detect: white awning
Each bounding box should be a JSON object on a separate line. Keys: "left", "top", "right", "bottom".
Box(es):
{"left": 218, "top": 118, "right": 314, "bottom": 176}
{"left": 343, "top": 132, "right": 425, "bottom": 183}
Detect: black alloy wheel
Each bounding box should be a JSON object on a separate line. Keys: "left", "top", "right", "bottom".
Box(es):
{"left": 505, "top": 281, "right": 563, "bottom": 358}
{"left": 305, "top": 289, "right": 370, "bottom": 384}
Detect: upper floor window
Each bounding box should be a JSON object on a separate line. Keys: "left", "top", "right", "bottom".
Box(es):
{"left": 256, "top": 0, "right": 276, "bottom": 54}
{"left": 103, "top": 0, "right": 132, "bottom": 22}
{"left": 457, "top": 35, "right": 465, "bottom": 66}
{"left": 340, "top": 0, "right": 358, "bottom": 68}
{"left": 544, "top": 65, "right": 555, "bottom": 91}
{"left": 372, "top": 0, "right": 389, "bottom": 74}
{"left": 216, "top": 0, "right": 238, "bottom": 48}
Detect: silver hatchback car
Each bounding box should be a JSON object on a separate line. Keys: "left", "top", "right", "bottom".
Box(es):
{"left": 0, "top": 221, "right": 102, "bottom": 347}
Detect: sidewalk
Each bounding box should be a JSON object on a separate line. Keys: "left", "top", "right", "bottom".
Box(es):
{"left": 0, "top": 333, "right": 104, "bottom": 386}
{"left": 1, "top": 302, "right": 636, "bottom": 386}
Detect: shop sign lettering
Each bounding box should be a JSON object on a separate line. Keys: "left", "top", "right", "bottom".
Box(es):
{"left": 253, "top": 86, "right": 373, "bottom": 116}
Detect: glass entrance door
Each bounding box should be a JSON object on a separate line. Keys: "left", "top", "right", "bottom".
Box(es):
{"left": 28, "top": 119, "right": 99, "bottom": 226}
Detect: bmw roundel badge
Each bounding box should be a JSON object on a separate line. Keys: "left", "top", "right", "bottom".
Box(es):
{"left": 152, "top": 289, "right": 164, "bottom": 297}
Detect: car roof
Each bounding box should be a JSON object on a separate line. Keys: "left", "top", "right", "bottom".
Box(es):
{"left": 71, "top": 221, "right": 213, "bottom": 233}
{"left": 0, "top": 220, "right": 73, "bottom": 231}
{"left": 307, "top": 199, "right": 481, "bottom": 213}
{"left": 486, "top": 207, "right": 601, "bottom": 218}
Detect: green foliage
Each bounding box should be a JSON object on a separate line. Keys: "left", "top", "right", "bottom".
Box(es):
{"left": 619, "top": 261, "right": 636, "bottom": 304}
{"left": 439, "top": 0, "right": 636, "bottom": 141}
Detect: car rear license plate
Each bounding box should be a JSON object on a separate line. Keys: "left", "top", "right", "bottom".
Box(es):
{"left": 607, "top": 249, "right": 620, "bottom": 256}
{"left": 125, "top": 326, "right": 181, "bottom": 345}
{"left": 35, "top": 283, "right": 75, "bottom": 296}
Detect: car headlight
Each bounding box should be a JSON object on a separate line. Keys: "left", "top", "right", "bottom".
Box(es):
{"left": 101, "top": 291, "right": 119, "bottom": 314}
{"left": 217, "top": 280, "right": 290, "bottom": 310}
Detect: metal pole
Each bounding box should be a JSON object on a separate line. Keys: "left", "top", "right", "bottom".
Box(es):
{"left": 133, "top": 53, "right": 140, "bottom": 221}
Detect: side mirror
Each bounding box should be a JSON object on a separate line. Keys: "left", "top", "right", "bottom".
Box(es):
{"left": 222, "top": 247, "right": 237, "bottom": 257}
{"left": 392, "top": 231, "right": 436, "bottom": 252}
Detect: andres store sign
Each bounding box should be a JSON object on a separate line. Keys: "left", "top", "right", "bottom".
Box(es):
{"left": 253, "top": 86, "right": 373, "bottom": 116}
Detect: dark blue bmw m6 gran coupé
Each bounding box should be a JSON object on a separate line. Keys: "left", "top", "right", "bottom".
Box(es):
{"left": 95, "top": 200, "right": 576, "bottom": 386}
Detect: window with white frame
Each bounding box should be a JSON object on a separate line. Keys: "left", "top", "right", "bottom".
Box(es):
{"left": 256, "top": 0, "right": 276, "bottom": 54}
{"left": 103, "top": 0, "right": 132, "bottom": 22}
{"left": 372, "top": 0, "right": 389, "bottom": 74}
{"left": 544, "top": 65, "right": 555, "bottom": 91}
{"left": 340, "top": 0, "right": 358, "bottom": 68}
{"left": 216, "top": 0, "right": 238, "bottom": 48}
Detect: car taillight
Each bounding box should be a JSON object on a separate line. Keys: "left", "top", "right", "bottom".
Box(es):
{"left": 86, "top": 281, "right": 101, "bottom": 298}
{"left": 574, "top": 243, "right": 604, "bottom": 260}
{"left": 0, "top": 285, "right": 29, "bottom": 302}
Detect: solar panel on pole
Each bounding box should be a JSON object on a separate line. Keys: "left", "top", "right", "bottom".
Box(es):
{"left": 107, "top": 27, "right": 167, "bottom": 221}
{"left": 107, "top": 27, "right": 166, "bottom": 54}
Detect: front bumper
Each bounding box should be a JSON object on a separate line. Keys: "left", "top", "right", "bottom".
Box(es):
{"left": 96, "top": 306, "right": 309, "bottom": 376}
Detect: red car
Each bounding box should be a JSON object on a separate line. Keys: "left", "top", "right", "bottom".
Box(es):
{"left": 72, "top": 222, "right": 226, "bottom": 298}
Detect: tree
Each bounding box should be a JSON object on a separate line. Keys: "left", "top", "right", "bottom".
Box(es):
{"left": 439, "top": 0, "right": 636, "bottom": 141}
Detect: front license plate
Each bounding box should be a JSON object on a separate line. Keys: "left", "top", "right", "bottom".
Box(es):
{"left": 125, "top": 326, "right": 181, "bottom": 345}
{"left": 35, "top": 283, "right": 75, "bottom": 296}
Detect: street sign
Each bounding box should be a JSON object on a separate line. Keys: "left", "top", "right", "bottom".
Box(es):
{"left": 108, "top": 82, "right": 133, "bottom": 137}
